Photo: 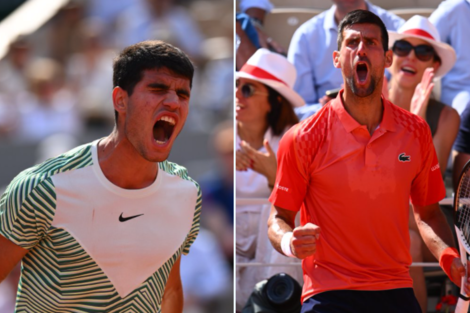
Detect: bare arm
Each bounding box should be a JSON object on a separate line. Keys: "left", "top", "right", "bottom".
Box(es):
{"left": 412, "top": 202, "right": 465, "bottom": 285}
{"left": 268, "top": 205, "right": 320, "bottom": 259}
{"left": 433, "top": 105, "right": 460, "bottom": 177}
{"left": 413, "top": 202, "right": 455, "bottom": 258}
{"left": 268, "top": 205, "right": 297, "bottom": 253}
{"left": 161, "top": 256, "right": 183, "bottom": 313}
{"left": 0, "top": 234, "right": 28, "bottom": 283}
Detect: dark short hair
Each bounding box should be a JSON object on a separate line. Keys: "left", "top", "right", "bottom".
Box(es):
{"left": 337, "top": 9, "right": 389, "bottom": 53}
{"left": 266, "top": 86, "right": 299, "bottom": 136}
{"left": 112, "top": 40, "right": 194, "bottom": 121}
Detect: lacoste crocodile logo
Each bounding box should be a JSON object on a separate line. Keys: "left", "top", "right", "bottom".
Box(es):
{"left": 119, "top": 213, "right": 144, "bottom": 222}
{"left": 398, "top": 153, "right": 411, "bottom": 162}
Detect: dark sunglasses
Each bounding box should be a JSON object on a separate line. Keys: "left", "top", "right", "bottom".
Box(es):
{"left": 392, "top": 40, "right": 436, "bottom": 62}
{"left": 236, "top": 80, "right": 269, "bottom": 98}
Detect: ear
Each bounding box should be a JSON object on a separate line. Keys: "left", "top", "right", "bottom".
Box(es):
{"left": 384, "top": 50, "right": 393, "bottom": 69}
{"left": 333, "top": 50, "right": 341, "bottom": 69}
{"left": 112, "top": 86, "right": 128, "bottom": 115}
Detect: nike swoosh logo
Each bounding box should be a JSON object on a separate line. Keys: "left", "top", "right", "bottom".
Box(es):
{"left": 119, "top": 213, "right": 144, "bottom": 222}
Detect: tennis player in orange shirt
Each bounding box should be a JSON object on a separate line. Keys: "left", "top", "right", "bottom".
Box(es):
{"left": 268, "top": 9, "right": 469, "bottom": 313}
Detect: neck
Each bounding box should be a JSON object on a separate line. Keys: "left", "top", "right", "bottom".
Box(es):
{"left": 389, "top": 81, "right": 415, "bottom": 112}
{"left": 97, "top": 129, "right": 158, "bottom": 189}
{"left": 237, "top": 121, "right": 268, "bottom": 150}
{"left": 342, "top": 86, "right": 383, "bottom": 135}
{"left": 334, "top": 2, "right": 368, "bottom": 25}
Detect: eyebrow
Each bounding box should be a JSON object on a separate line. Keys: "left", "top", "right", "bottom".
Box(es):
{"left": 147, "top": 83, "right": 190, "bottom": 97}
{"left": 363, "top": 36, "right": 379, "bottom": 42}
{"left": 346, "top": 34, "right": 378, "bottom": 41}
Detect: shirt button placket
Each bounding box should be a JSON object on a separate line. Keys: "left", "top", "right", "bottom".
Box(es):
{"left": 365, "top": 143, "right": 376, "bottom": 167}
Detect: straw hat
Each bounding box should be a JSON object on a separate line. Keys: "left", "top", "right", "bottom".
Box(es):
{"left": 388, "top": 15, "right": 456, "bottom": 78}
{"left": 235, "top": 48, "right": 305, "bottom": 107}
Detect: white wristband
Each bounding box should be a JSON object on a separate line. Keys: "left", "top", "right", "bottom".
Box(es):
{"left": 281, "top": 232, "right": 296, "bottom": 258}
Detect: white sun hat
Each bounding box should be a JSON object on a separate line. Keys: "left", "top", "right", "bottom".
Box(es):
{"left": 388, "top": 15, "right": 456, "bottom": 78}
{"left": 235, "top": 48, "right": 305, "bottom": 107}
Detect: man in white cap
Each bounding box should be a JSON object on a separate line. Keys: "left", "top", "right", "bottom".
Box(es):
{"left": 236, "top": 0, "right": 284, "bottom": 69}
{"left": 387, "top": 15, "right": 460, "bottom": 312}
{"left": 268, "top": 10, "right": 468, "bottom": 313}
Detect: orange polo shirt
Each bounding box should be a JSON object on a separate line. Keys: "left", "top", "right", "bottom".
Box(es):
{"left": 269, "top": 91, "right": 445, "bottom": 303}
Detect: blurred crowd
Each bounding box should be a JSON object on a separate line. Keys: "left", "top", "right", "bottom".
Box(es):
{"left": 0, "top": 0, "right": 234, "bottom": 312}
{"left": 236, "top": 0, "right": 470, "bottom": 312}
{"left": 0, "top": 0, "right": 234, "bottom": 142}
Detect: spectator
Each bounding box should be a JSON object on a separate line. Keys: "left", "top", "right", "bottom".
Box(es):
{"left": 387, "top": 15, "right": 460, "bottom": 312}
{"left": 235, "top": 48, "right": 303, "bottom": 310}
{"left": 288, "top": 0, "right": 404, "bottom": 120}
{"left": 197, "top": 38, "right": 234, "bottom": 123}
{"left": 85, "top": 0, "right": 135, "bottom": 47}
{"left": 116, "top": 0, "right": 204, "bottom": 61}
{"left": 13, "top": 58, "right": 82, "bottom": 143}
{"left": 65, "top": 18, "right": 116, "bottom": 128}
{"left": 236, "top": 0, "right": 284, "bottom": 69}
{"left": 0, "top": 37, "right": 33, "bottom": 136}
{"left": 429, "top": 0, "right": 470, "bottom": 192}
{"left": 199, "top": 120, "right": 234, "bottom": 263}
{"left": 429, "top": 0, "right": 470, "bottom": 115}
{"left": 239, "top": 0, "right": 273, "bottom": 16}
{"left": 49, "top": 1, "right": 86, "bottom": 64}
{"left": 388, "top": 15, "right": 459, "bottom": 177}
{"left": 0, "top": 36, "right": 31, "bottom": 103}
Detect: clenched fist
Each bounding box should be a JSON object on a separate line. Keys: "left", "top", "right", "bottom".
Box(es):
{"left": 291, "top": 223, "right": 321, "bottom": 259}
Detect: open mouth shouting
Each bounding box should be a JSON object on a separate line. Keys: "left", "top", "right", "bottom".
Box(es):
{"left": 355, "top": 61, "right": 369, "bottom": 84}
{"left": 153, "top": 115, "right": 176, "bottom": 145}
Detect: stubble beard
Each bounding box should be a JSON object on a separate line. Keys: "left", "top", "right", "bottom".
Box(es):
{"left": 347, "top": 75, "right": 377, "bottom": 98}
{"left": 124, "top": 124, "right": 168, "bottom": 163}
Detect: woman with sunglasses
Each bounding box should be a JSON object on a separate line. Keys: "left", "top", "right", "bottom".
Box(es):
{"left": 235, "top": 48, "right": 304, "bottom": 311}
{"left": 387, "top": 16, "right": 459, "bottom": 313}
